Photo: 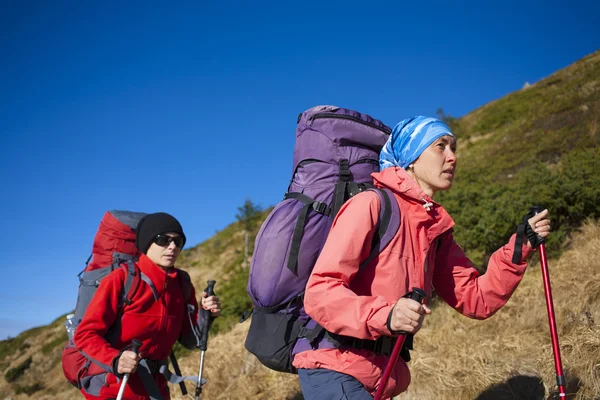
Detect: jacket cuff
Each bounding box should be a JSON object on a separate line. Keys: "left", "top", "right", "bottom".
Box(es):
{"left": 386, "top": 308, "right": 400, "bottom": 335}
{"left": 111, "top": 351, "right": 126, "bottom": 379}
{"left": 368, "top": 304, "right": 395, "bottom": 337}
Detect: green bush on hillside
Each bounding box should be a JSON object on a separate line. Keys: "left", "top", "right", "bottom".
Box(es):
{"left": 4, "top": 357, "right": 32, "bottom": 382}
{"left": 14, "top": 382, "right": 44, "bottom": 395}
{"left": 439, "top": 147, "right": 600, "bottom": 268}
{"left": 211, "top": 258, "right": 253, "bottom": 335}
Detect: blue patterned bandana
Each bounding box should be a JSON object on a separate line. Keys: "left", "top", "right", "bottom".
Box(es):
{"left": 379, "top": 116, "right": 454, "bottom": 170}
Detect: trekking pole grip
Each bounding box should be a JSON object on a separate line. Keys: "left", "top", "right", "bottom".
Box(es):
{"left": 408, "top": 287, "right": 426, "bottom": 303}
{"left": 116, "top": 339, "right": 142, "bottom": 400}
{"left": 205, "top": 280, "right": 216, "bottom": 297}
{"left": 530, "top": 205, "right": 546, "bottom": 245}
{"left": 199, "top": 280, "right": 217, "bottom": 351}
{"left": 130, "top": 339, "right": 142, "bottom": 355}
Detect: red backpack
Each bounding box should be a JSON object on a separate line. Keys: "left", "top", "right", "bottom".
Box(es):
{"left": 61, "top": 210, "right": 147, "bottom": 387}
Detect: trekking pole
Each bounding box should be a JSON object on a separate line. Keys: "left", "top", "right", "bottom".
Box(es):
{"left": 374, "top": 288, "right": 426, "bottom": 400}
{"left": 195, "top": 280, "right": 216, "bottom": 400}
{"left": 530, "top": 206, "right": 566, "bottom": 397}
{"left": 116, "top": 339, "right": 142, "bottom": 400}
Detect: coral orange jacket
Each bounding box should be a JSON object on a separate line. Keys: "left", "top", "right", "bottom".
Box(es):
{"left": 293, "top": 167, "right": 535, "bottom": 398}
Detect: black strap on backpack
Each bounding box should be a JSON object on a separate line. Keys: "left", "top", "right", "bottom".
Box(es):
{"left": 284, "top": 192, "right": 332, "bottom": 275}
{"left": 332, "top": 159, "right": 375, "bottom": 217}
{"left": 332, "top": 159, "right": 353, "bottom": 216}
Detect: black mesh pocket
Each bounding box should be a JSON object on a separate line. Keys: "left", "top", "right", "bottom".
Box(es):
{"left": 244, "top": 308, "right": 304, "bottom": 374}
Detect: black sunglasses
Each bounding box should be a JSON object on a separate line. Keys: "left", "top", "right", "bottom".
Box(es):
{"left": 153, "top": 235, "right": 185, "bottom": 248}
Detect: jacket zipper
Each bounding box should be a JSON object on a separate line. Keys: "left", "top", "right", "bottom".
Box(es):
{"left": 310, "top": 113, "right": 391, "bottom": 134}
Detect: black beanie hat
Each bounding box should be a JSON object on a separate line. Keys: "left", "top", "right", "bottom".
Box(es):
{"left": 135, "top": 212, "right": 186, "bottom": 254}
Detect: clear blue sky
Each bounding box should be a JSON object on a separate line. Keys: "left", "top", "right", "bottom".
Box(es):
{"left": 1, "top": 1, "right": 598, "bottom": 339}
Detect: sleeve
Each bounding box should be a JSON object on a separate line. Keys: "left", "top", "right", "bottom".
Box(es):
{"left": 73, "top": 269, "right": 126, "bottom": 373}
{"left": 178, "top": 281, "right": 201, "bottom": 350}
{"left": 433, "top": 232, "right": 536, "bottom": 319}
{"left": 303, "top": 191, "right": 396, "bottom": 340}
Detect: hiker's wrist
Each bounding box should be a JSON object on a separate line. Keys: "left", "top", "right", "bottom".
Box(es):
{"left": 112, "top": 351, "right": 125, "bottom": 378}
{"left": 386, "top": 307, "right": 401, "bottom": 335}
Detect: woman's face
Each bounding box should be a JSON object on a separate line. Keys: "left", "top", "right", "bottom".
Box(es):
{"left": 145, "top": 232, "right": 183, "bottom": 268}
{"left": 411, "top": 135, "right": 457, "bottom": 197}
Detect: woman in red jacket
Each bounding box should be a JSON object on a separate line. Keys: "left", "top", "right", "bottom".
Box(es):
{"left": 293, "top": 116, "right": 552, "bottom": 399}
{"left": 74, "top": 212, "right": 221, "bottom": 400}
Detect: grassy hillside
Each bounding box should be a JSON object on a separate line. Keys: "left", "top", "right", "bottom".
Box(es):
{"left": 1, "top": 50, "right": 598, "bottom": 399}
{"left": 438, "top": 50, "right": 600, "bottom": 268}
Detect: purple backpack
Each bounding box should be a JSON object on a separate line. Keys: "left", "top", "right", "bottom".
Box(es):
{"left": 244, "top": 105, "right": 401, "bottom": 373}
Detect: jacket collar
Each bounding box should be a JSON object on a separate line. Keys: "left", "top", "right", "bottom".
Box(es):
{"left": 137, "top": 254, "right": 179, "bottom": 294}
{"left": 372, "top": 167, "right": 455, "bottom": 241}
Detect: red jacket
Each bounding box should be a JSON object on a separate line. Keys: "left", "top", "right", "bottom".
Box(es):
{"left": 74, "top": 254, "right": 199, "bottom": 400}
{"left": 292, "top": 167, "right": 535, "bottom": 398}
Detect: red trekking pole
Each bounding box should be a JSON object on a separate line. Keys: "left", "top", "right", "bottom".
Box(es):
{"left": 530, "top": 206, "right": 566, "bottom": 397}
{"left": 374, "top": 288, "right": 426, "bottom": 400}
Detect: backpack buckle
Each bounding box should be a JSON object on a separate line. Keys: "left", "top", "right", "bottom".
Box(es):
{"left": 338, "top": 159, "right": 351, "bottom": 181}
{"left": 240, "top": 309, "right": 253, "bottom": 323}
{"left": 311, "top": 201, "right": 330, "bottom": 216}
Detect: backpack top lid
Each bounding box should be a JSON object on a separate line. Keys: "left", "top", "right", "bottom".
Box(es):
{"left": 293, "top": 105, "right": 392, "bottom": 172}
{"left": 86, "top": 210, "right": 147, "bottom": 272}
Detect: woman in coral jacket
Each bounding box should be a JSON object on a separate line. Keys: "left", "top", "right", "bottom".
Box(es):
{"left": 293, "top": 116, "right": 552, "bottom": 399}
{"left": 74, "top": 212, "right": 221, "bottom": 400}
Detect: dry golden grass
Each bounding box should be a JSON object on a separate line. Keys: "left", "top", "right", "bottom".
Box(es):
{"left": 171, "top": 322, "right": 300, "bottom": 400}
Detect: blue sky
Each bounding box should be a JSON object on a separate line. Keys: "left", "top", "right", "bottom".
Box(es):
{"left": 1, "top": 1, "right": 598, "bottom": 339}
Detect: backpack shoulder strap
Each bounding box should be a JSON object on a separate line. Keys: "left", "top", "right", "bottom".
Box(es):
{"left": 177, "top": 269, "right": 193, "bottom": 303}
{"left": 119, "top": 261, "right": 159, "bottom": 304}
{"left": 120, "top": 261, "right": 142, "bottom": 305}
{"left": 359, "top": 188, "right": 401, "bottom": 270}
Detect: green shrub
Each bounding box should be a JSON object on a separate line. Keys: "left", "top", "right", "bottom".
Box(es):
{"left": 210, "top": 256, "right": 253, "bottom": 336}
{"left": 4, "top": 357, "right": 32, "bottom": 382}
{"left": 438, "top": 147, "right": 600, "bottom": 269}
{"left": 14, "top": 382, "right": 44, "bottom": 395}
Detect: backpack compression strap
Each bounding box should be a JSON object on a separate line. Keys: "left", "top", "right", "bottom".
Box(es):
{"left": 284, "top": 192, "right": 331, "bottom": 275}
{"left": 332, "top": 160, "right": 375, "bottom": 217}
{"left": 332, "top": 159, "right": 353, "bottom": 216}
